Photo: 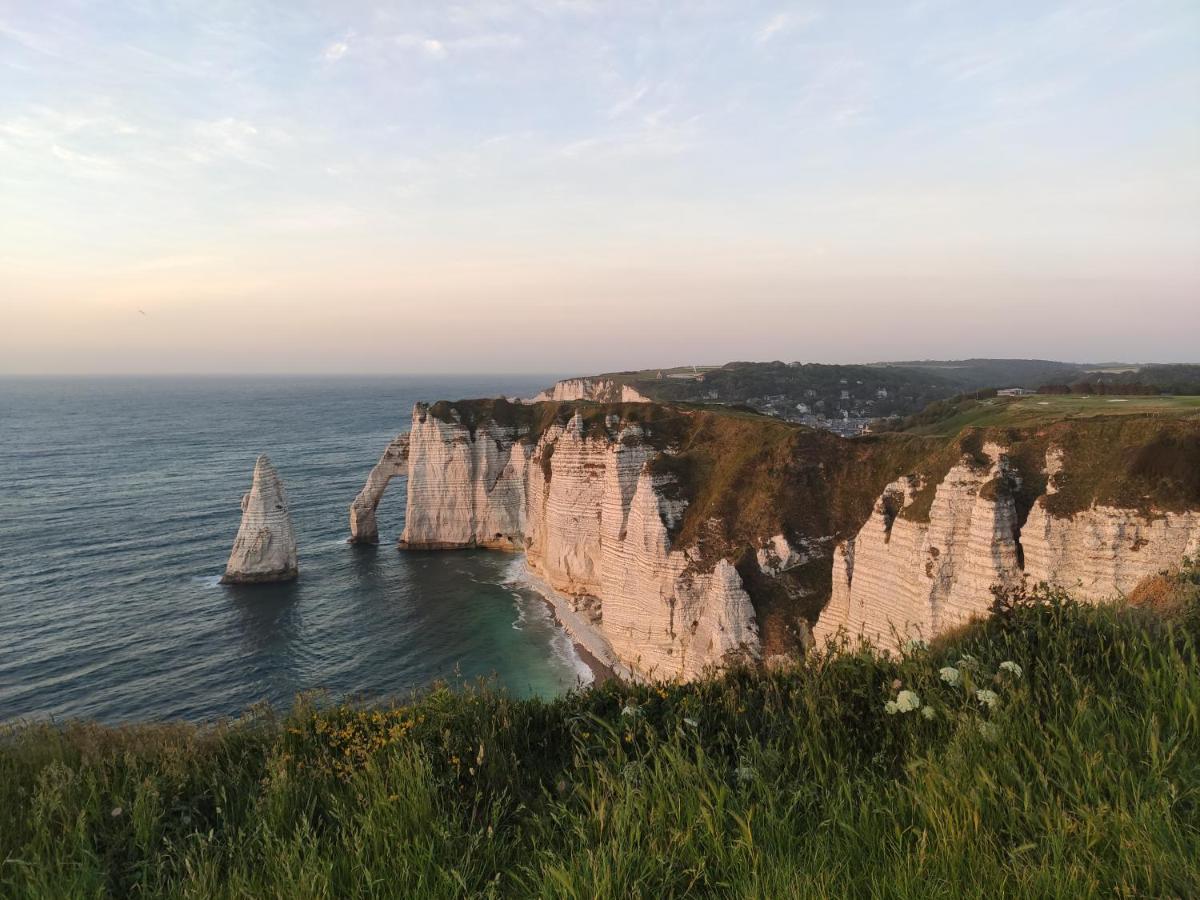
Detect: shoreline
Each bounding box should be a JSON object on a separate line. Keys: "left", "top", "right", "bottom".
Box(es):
{"left": 508, "top": 559, "right": 635, "bottom": 684}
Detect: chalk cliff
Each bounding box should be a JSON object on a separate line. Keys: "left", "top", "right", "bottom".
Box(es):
{"left": 222, "top": 455, "right": 298, "bottom": 584}
{"left": 349, "top": 434, "right": 410, "bottom": 545}
{"left": 534, "top": 378, "right": 651, "bottom": 404}
{"left": 354, "top": 397, "right": 1200, "bottom": 670}
{"left": 814, "top": 441, "right": 1200, "bottom": 651}
{"left": 353, "top": 401, "right": 759, "bottom": 679}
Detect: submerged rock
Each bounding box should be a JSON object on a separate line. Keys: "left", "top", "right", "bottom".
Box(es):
{"left": 221, "top": 455, "right": 298, "bottom": 584}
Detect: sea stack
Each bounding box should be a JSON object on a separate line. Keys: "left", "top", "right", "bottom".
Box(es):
{"left": 221, "top": 454, "right": 298, "bottom": 584}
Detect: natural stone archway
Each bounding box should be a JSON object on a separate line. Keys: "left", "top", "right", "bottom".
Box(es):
{"left": 348, "top": 433, "right": 410, "bottom": 544}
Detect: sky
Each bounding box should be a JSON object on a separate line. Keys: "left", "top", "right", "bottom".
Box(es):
{"left": 1, "top": 1, "right": 1197, "bottom": 374}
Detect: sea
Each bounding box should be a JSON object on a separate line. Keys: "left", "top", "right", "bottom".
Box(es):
{"left": 0, "top": 375, "right": 595, "bottom": 725}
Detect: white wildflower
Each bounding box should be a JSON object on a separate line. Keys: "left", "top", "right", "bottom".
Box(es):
{"left": 620, "top": 704, "right": 642, "bottom": 719}
{"left": 111, "top": 806, "right": 123, "bottom": 818}
{"left": 921, "top": 706, "right": 936, "bottom": 721}
{"left": 683, "top": 717, "right": 699, "bottom": 729}
{"left": 895, "top": 690, "right": 922, "bottom": 713}
{"left": 939, "top": 666, "right": 960, "bottom": 686}
{"left": 622, "top": 762, "right": 646, "bottom": 784}
{"left": 999, "top": 661, "right": 1023, "bottom": 679}
{"left": 976, "top": 688, "right": 1000, "bottom": 709}
{"left": 884, "top": 700, "right": 900, "bottom": 715}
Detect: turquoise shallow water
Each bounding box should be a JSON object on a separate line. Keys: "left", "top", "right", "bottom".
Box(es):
{"left": 0, "top": 375, "right": 590, "bottom": 724}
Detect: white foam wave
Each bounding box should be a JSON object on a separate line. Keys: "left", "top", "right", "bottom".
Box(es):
{"left": 502, "top": 558, "right": 594, "bottom": 684}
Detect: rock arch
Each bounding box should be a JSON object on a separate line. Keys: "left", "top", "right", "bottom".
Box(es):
{"left": 348, "top": 433, "right": 410, "bottom": 544}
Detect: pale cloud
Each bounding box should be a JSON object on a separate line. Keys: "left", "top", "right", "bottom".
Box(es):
{"left": 755, "top": 11, "right": 819, "bottom": 45}
{"left": 2, "top": 1, "right": 1197, "bottom": 372}
{"left": 188, "top": 117, "right": 267, "bottom": 166}
{"left": 607, "top": 83, "right": 648, "bottom": 118}
{"left": 322, "top": 40, "right": 349, "bottom": 62}
{"left": 392, "top": 31, "right": 519, "bottom": 59}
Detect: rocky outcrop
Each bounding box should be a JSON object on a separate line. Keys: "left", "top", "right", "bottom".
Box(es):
{"left": 815, "top": 443, "right": 1200, "bottom": 651}
{"left": 349, "top": 434, "right": 410, "bottom": 544}
{"left": 352, "top": 403, "right": 759, "bottom": 680}
{"left": 1022, "top": 504, "right": 1200, "bottom": 599}
{"left": 533, "top": 378, "right": 651, "bottom": 404}
{"left": 222, "top": 455, "right": 298, "bottom": 584}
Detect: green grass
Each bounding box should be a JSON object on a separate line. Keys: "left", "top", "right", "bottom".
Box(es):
{"left": 903, "top": 394, "right": 1200, "bottom": 437}
{"left": 3, "top": 581, "right": 1199, "bottom": 898}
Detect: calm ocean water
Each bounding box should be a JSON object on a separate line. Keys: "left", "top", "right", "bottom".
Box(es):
{"left": 0, "top": 375, "right": 593, "bottom": 725}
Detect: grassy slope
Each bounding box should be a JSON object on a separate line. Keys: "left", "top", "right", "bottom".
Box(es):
{"left": 3, "top": 585, "right": 1198, "bottom": 898}
{"left": 902, "top": 394, "right": 1200, "bottom": 436}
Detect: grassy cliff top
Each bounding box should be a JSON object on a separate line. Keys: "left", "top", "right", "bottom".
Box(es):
{"left": 3, "top": 589, "right": 1197, "bottom": 897}
{"left": 425, "top": 394, "right": 1200, "bottom": 528}
{"left": 900, "top": 393, "right": 1200, "bottom": 436}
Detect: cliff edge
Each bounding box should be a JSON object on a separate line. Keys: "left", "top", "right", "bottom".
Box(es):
{"left": 352, "top": 396, "right": 1200, "bottom": 672}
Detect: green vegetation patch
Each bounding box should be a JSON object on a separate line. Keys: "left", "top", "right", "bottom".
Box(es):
{"left": 3, "top": 590, "right": 1198, "bottom": 897}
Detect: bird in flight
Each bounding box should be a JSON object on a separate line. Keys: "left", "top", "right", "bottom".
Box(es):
{"left": 137, "top": 308, "right": 148, "bottom": 316}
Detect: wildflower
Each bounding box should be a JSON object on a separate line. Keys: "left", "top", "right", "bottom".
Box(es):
{"left": 976, "top": 689, "right": 1000, "bottom": 709}
{"left": 620, "top": 704, "right": 642, "bottom": 719}
{"left": 111, "top": 806, "right": 123, "bottom": 818}
{"left": 921, "top": 706, "right": 936, "bottom": 721}
{"left": 977, "top": 721, "right": 1000, "bottom": 741}
{"left": 999, "top": 661, "right": 1023, "bottom": 679}
{"left": 890, "top": 678, "right": 903, "bottom": 691}
{"left": 939, "top": 666, "right": 960, "bottom": 686}
{"left": 895, "top": 690, "right": 921, "bottom": 713}
{"left": 884, "top": 700, "right": 900, "bottom": 715}
{"left": 683, "top": 717, "right": 699, "bottom": 729}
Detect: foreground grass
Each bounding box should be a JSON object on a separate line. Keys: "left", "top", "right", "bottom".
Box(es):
{"left": 3, "top": 589, "right": 1198, "bottom": 898}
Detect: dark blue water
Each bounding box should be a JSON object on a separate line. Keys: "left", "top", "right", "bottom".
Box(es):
{"left": 0, "top": 376, "right": 591, "bottom": 724}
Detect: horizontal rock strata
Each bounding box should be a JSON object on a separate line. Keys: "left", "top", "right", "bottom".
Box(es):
{"left": 222, "top": 455, "right": 298, "bottom": 584}
{"left": 353, "top": 403, "right": 759, "bottom": 680}
{"left": 815, "top": 444, "right": 1200, "bottom": 651}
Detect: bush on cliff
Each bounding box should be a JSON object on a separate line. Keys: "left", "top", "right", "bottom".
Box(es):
{"left": 2, "top": 582, "right": 1198, "bottom": 898}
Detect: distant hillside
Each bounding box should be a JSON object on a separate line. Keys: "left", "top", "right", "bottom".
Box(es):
{"left": 879, "top": 358, "right": 1090, "bottom": 390}
{"left": 543, "top": 359, "right": 1200, "bottom": 425}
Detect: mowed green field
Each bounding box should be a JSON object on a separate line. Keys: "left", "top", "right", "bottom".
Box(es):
{"left": 905, "top": 394, "right": 1200, "bottom": 436}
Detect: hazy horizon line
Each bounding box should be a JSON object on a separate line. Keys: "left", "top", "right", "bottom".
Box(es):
{"left": 3, "top": 358, "right": 1199, "bottom": 379}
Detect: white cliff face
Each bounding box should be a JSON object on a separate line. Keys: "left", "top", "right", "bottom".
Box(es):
{"left": 222, "top": 455, "right": 298, "bottom": 584}
{"left": 534, "top": 378, "right": 651, "bottom": 404}
{"left": 1022, "top": 504, "right": 1200, "bottom": 599}
{"left": 756, "top": 534, "right": 811, "bottom": 575}
{"left": 400, "top": 405, "right": 530, "bottom": 550}
{"left": 357, "top": 403, "right": 759, "bottom": 680}
{"left": 815, "top": 444, "right": 1200, "bottom": 652}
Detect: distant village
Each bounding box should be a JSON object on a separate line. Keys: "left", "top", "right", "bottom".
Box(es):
{"left": 646, "top": 366, "right": 1034, "bottom": 436}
